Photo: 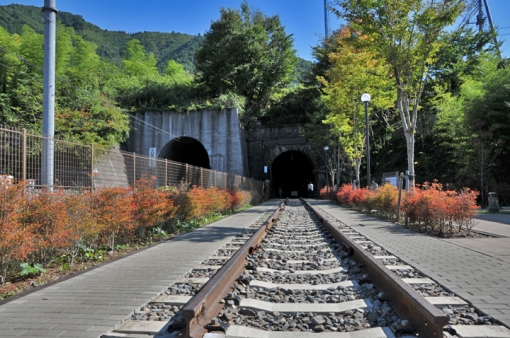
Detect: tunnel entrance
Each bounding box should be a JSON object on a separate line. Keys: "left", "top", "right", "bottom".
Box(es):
{"left": 272, "top": 150, "right": 314, "bottom": 198}
{"left": 159, "top": 137, "right": 210, "bottom": 169}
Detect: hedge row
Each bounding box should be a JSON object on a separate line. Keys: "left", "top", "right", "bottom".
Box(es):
{"left": 320, "top": 181, "right": 479, "bottom": 235}
{"left": 0, "top": 175, "right": 252, "bottom": 284}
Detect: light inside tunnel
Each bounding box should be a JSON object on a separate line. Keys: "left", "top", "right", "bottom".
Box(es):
{"left": 159, "top": 137, "right": 210, "bottom": 169}
{"left": 272, "top": 151, "right": 314, "bottom": 198}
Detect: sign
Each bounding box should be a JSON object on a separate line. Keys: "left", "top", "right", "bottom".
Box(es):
{"left": 149, "top": 147, "right": 157, "bottom": 168}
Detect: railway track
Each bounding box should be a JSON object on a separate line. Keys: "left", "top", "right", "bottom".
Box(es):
{"left": 104, "top": 199, "right": 510, "bottom": 338}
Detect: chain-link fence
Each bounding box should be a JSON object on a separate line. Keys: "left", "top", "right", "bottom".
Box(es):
{"left": 0, "top": 125, "right": 264, "bottom": 200}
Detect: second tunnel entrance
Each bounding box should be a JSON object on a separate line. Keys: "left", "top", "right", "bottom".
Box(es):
{"left": 271, "top": 150, "right": 314, "bottom": 198}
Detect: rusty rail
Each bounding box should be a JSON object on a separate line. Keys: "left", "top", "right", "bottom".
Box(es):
{"left": 181, "top": 200, "right": 286, "bottom": 338}
{"left": 302, "top": 199, "right": 448, "bottom": 338}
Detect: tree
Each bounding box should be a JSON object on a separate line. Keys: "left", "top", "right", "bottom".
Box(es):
{"left": 321, "top": 28, "right": 394, "bottom": 185}
{"left": 435, "top": 54, "right": 510, "bottom": 203}
{"left": 195, "top": 1, "right": 297, "bottom": 123}
{"left": 334, "top": 0, "right": 464, "bottom": 186}
{"left": 121, "top": 39, "right": 158, "bottom": 79}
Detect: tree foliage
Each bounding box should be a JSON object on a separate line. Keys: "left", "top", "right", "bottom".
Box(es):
{"left": 195, "top": 1, "right": 297, "bottom": 123}
{"left": 321, "top": 28, "right": 395, "bottom": 184}
{"left": 435, "top": 54, "right": 510, "bottom": 203}
{"left": 333, "top": 0, "right": 464, "bottom": 185}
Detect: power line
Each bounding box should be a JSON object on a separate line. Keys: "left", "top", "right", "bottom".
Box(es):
{"left": 127, "top": 114, "right": 179, "bottom": 140}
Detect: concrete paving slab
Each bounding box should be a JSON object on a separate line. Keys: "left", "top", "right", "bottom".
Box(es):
{"left": 401, "top": 278, "right": 435, "bottom": 284}
{"left": 194, "top": 266, "right": 221, "bottom": 270}
{"left": 266, "top": 242, "right": 329, "bottom": 247}
{"left": 176, "top": 278, "right": 209, "bottom": 284}
{"left": 384, "top": 265, "right": 413, "bottom": 270}
{"left": 262, "top": 249, "right": 306, "bottom": 254}
{"left": 114, "top": 321, "right": 168, "bottom": 335}
{"left": 451, "top": 324, "right": 510, "bottom": 337}
{"left": 240, "top": 298, "right": 372, "bottom": 313}
{"left": 256, "top": 266, "right": 345, "bottom": 275}
{"left": 425, "top": 296, "right": 467, "bottom": 306}
{"left": 149, "top": 295, "right": 191, "bottom": 305}
{"left": 225, "top": 325, "right": 396, "bottom": 338}
{"left": 250, "top": 279, "right": 356, "bottom": 290}
{"left": 373, "top": 255, "right": 397, "bottom": 260}
{"left": 441, "top": 238, "right": 510, "bottom": 263}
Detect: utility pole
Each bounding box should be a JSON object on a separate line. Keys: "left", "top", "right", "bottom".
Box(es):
{"left": 476, "top": 0, "right": 484, "bottom": 33}
{"left": 475, "top": 0, "right": 501, "bottom": 59}
{"left": 42, "top": 0, "right": 57, "bottom": 189}
{"left": 324, "top": 0, "right": 329, "bottom": 39}
{"left": 482, "top": 0, "right": 502, "bottom": 59}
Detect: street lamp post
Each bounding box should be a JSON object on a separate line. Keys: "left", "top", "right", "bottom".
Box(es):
{"left": 361, "top": 93, "right": 371, "bottom": 188}
{"left": 324, "top": 145, "right": 329, "bottom": 193}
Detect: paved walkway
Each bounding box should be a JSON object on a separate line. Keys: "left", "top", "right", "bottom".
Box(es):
{"left": 440, "top": 213, "right": 510, "bottom": 263}
{"left": 0, "top": 200, "right": 281, "bottom": 338}
{"left": 309, "top": 200, "right": 510, "bottom": 328}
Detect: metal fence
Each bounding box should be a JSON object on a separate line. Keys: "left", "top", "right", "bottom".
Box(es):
{"left": 0, "top": 125, "right": 264, "bottom": 199}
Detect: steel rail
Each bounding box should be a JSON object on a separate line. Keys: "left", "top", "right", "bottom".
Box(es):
{"left": 302, "top": 199, "right": 448, "bottom": 338}
{"left": 181, "top": 200, "right": 286, "bottom": 338}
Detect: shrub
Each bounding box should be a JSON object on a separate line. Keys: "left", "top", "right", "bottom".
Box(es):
{"left": 188, "top": 186, "right": 214, "bottom": 219}
{"left": 350, "top": 188, "right": 368, "bottom": 210}
{"left": 92, "top": 186, "right": 133, "bottom": 250}
{"left": 20, "top": 189, "right": 73, "bottom": 264}
{"left": 335, "top": 184, "right": 351, "bottom": 206}
{"left": 371, "top": 184, "right": 399, "bottom": 218}
{"left": 63, "top": 190, "right": 98, "bottom": 265}
{"left": 240, "top": 190, "right": 253, "bottom": 208}
{"left": 167, "top": 181, "right": 193, "bottom": 223}
{"left": 402, "top": 181, "right": 479, "bottom": 235}
{"left": 0, "top": 179, "right": 29, "bottom": 284}
{"left": 318, "top": 186, "right": 336, "bottom": 201}
{"left": 133, "top": 176, "right": 175, "bottom": 239}
{"left": 228, "top": 186, "right": 244, "bottom": 211}
{"left": 452, "top": 188, "right": 479, "bottom": 232}
{"left": 207, "top": 187, "right": 230, "bottom": 214}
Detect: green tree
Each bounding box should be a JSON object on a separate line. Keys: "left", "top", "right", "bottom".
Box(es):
{"left": 195, "top": 1, "right": 297, "bottom": 123}
{"left": 435, "top": 54, "right": 510, "bottom": 203}
{"left": 334, "top": 0, "right": 464, "bottom": 186}
{"left": 121, "top": 39, "right": 158, "bottom": 79}
{"left": 321, "top": 28, "right": 394, "bottom": 185}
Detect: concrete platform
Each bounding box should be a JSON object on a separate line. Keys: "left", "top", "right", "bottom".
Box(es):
{"left": 0, "top": 200, "right": 281, "bottom": 338}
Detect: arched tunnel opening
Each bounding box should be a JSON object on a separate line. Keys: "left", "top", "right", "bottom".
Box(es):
{"left": 159, "top": 137, "right": 210, "bottom": 169}
{"left": 272, "top": 151, "right": 314, "bottom": 198}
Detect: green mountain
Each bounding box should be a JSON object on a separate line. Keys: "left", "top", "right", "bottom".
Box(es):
{"left": 0, "top": 3, "right": 311, "bottom": 77}
{"left": 0, "top": 3, "right": 203, "bottom": 72}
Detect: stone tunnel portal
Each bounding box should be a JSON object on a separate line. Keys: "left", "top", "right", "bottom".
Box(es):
{"left": 272, "top": 150, "right": 314, "bottom": 198}
{"left": 159, "top": 137, "right": 210, "bottom": 169}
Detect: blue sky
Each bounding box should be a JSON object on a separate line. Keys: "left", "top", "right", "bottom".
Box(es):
{"left": 1, "top": 0, "right": 509, "bottom": 60}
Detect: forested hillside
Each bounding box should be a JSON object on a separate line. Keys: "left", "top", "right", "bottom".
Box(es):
{"left": 0, "top": 4, "right": 202, "bottom": 72}
{"left": 0, "top": 4, "right": 310, "bottom": 75}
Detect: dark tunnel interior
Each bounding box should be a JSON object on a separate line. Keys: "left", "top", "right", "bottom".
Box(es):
{"left": 272, "top": 151, "right": 314, "bottom": 198}
{"left": 159, "top": 137, "right": 210, "bottom": 169}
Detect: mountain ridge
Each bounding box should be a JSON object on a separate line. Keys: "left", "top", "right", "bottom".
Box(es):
{"left": 0, "top": 3, "right": 311, "bottom": 78}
